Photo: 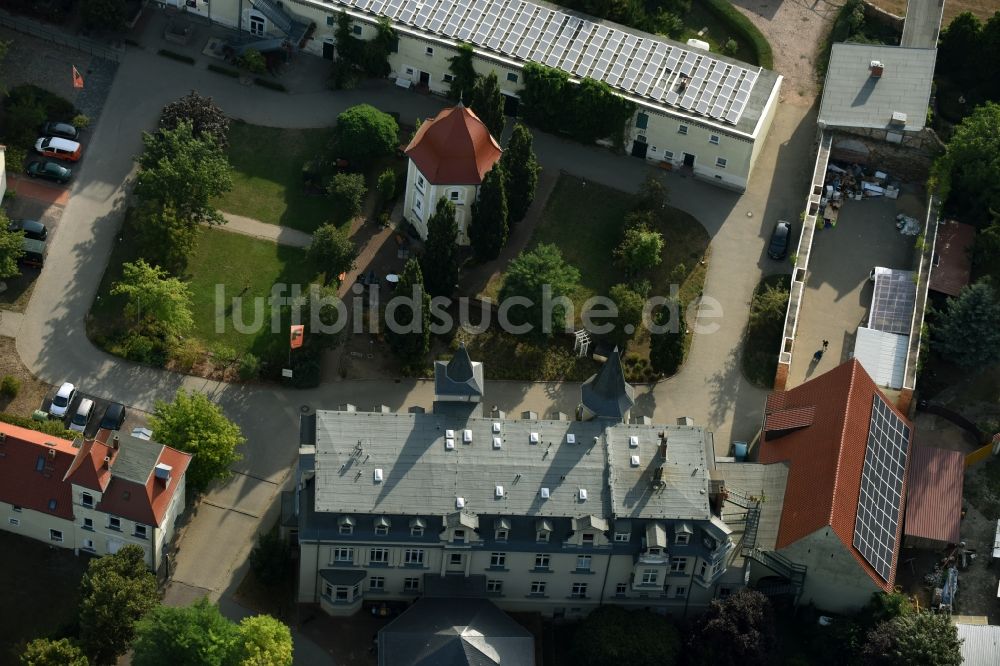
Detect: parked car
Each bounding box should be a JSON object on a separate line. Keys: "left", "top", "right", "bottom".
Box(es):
{"left": 34, "top": 136, "right": 82, "bottom": 161}
{"left": 42, "top": 121, "right": 79, "bottom": 141}
{"left": 99, "top": 402, "right": 127, "bottom": 431}
{"left": 7, "top": 218, "right": 48, "bottom": 241}
{"left": 69, "top": 398, "right": 95, "bottom": 433}
{"left": 49, "top": 382, "right": 77, "bottom": 418}
{"left": 26, "top": 161, "right": 72, "bottom": 184}
{"left": 20, "top": 238, "right": 46, "bottom": 268}
{"left": 768, "top": 220, "right": 792, "bottom": 260}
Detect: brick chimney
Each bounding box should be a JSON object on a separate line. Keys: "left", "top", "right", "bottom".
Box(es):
{"left": 869, "top": 60, "right": 884, "bottom": 78}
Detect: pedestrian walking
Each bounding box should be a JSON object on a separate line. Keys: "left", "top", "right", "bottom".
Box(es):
{"left": 822, "top": 339, "right": 829, "bottom": 350}
{"left": 813, "top": 349, "right": 824, "bottom": 362}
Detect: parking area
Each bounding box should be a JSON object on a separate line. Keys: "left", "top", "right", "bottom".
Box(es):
{"left": 40, "top": 385, "right": 148, "bottom": 439}
{"left": 1, "top": 191, "right": 65, "bottom": 312}
{"left": 786, "top": 186, "right": 926, "bottom": 387}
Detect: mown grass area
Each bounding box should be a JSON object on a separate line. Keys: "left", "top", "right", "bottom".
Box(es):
{"left": 741, "top": 274, "right": 791, "bottom": 389}
{"left": 211, "top": 122, "right": 338, "bottom": 232}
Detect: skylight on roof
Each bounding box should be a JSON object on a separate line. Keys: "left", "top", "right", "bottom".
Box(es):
{"left": 566, "top": 433, "right": 576, "bottom": 444}
{"left": 445, "top": 438, "right": 455, "bottom": 450}
{"left": 629, "top": 435, "right": 639, "bottom": 448}
{"left": 630, "top": 455, "right": 640, "bottom": 467}
{"left": 456, "top": 496, "right": 465, "bottom": 508}
{"left": 529, "top": 432, "right": 539, "bottom": 444}
{"left": 463, "top": 429, "right": 473, "bottom": 443}
{"left": 492, "top": 422, "right": 501, "bottom": 433}
{"left": 374, "top": 468, "right": 383, "bottom": 482}
{"left": 495, "top": 485, "right": 504, "bottom": 498}
{"left": 445, "top": 429, "right": 455, "bottom": 438}
{"left": 578, "top": 488, "right": 588, "bottom": 500}
{"left": 540, "top": 487, "right": 550, "bottom": 499}
{"left": 493, "top": 436, "right": 502, "bottom": 449}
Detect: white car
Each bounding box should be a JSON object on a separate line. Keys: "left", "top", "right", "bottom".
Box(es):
{"left": 49, "top": 382, "right": 77, "bottom": 418}
{"left": 69, "top": 398, "right": 95, "bottom": 433}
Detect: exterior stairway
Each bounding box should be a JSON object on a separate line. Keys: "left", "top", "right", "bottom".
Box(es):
{"left": 232, "top": 0, "right": 310, "bottom": 52}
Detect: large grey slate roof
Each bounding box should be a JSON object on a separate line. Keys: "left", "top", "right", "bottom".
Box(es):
{"left": 378, "top": 597, "right": 534, "bottom": 666}
{"left": 313, "top": 409, "right": 712, "bottom": 521}
{"left": 111, "top": 434, "right": 164, "bottom": 485}
{"left": 818, "top": 44, "right": 936, "bottom": 132}
{"left": 581, "top": 350, "right": 635, "bottom": 419}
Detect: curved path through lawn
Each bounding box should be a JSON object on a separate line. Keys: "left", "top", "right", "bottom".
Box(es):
{"left": 4, "top": 45, "right": 816, "bottom": 633}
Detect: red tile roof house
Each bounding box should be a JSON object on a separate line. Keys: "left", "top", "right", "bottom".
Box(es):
{"left": 758, "top": 359, "right": 913, "bottom": 612}
{"left": 402, "top": 104, "right": 502, "bottom": 246}
{"left": 0, "top": 423, "right": 191, "bottom": 573}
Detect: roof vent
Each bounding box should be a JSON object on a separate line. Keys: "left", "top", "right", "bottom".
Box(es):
{"left": 578, "top": 488, "right": 588, "bottom": 501}
{"left": 374, "top": 468, "right": 384, "bottom": 482}
{"left": 529, "top": 432, "right": 539, "bottom": 444}
{"left": 445, "top": 429, "right": 455, "bottom": 439}
{"left": 540, "top": 487, "right": 550, "bottom": 499}
{"left": 112, "top": 435, "right": 120, "bottom": 450}
{"left": 492, "top": 422, "right": 501, "bottom": 434}
{"left": 154, "top": 463, "right": 172, "bottom": 483}
{"left": 456, "top": 496, "right": 465, "bottom": 508}
{"left": 495, "top": 485, "right": 504, "bottom": 498}
{"left": 566, "top": 433, "right": 576, "bottom": 444}
{"left": 48, "top": 448, "right": 57, "bottom": 459}
{"left": 463, "top": 429, "right": 473, "bottom": 444}
{"left": 445, "top": 437, "right": 455, "bottom": 450}
{"left": 630, "top": 455, "right": 640, "bottom": 467}
{"left": 628, "top": 435, "right": 639, "bottom": 448}
{"left": 492, "top": 436, "right": 502, "bottom": 449}
{"left": 103, "top": 455, "right": 111, "bottom": 466}
{"left": 870, "top": 60, "right": 884, "bottom": 77}
{"left": 890, "top": 111, "right": 907, "bottom": 127}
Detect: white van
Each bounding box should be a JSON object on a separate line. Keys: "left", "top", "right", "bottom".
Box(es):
{"left": 35, "top": 136, "right": 82, "bottom": 161}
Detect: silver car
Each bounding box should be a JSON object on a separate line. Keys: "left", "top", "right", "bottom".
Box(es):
{"left": 49, "top": 382, "right": 76, "bottom": 418}
{"left": 69, "top": 398, "right": 95, "bottom": 433}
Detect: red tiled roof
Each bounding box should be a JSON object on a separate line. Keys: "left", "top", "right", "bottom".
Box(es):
{"left": 760, "top": 359, "right": 912, "bottom": 591}
{"left": 929, "top": 221, "right": 975, "bottom": 297}
{"left": 763, "top": 405, "right": 816, "bottom": 432}
{"left": 64, "top": 439, "right": 115, "bottom": 492}
{"left": 904, "top": 445, "right": 963, "bottom": 544}
{"left": 95, "top": 438, "right": 192, "bottom": 528}
{"left": 0, "top": 423, "right": 77, "bottom": 520}
{"left": 404, "top": 105, "right": 502, "bottom": 185}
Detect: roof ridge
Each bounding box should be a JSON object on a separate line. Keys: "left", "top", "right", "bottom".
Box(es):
{"left": 827, "top": 359, "right": 860, "bottom": 531}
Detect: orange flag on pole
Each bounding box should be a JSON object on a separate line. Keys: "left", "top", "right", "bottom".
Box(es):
{"left": 72, "top": 66, "right": 84, "bottom": 89}
{"left": 290, "top": 325, "right": 305, "bottom": 349}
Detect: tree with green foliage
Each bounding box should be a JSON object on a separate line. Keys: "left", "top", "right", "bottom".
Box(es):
{"left": 571, "top": 605, "right": 680, "bottom": 666}
{"left": 232, "top": 615, "right": 294, "bottom": 666}
{"left": 0, "top": 213, "right": 24, "bottom": 280}
{"left": 931, "top": 281, "right": 1000, "bottom": 368}
{"left": 471, "top": 71, "right": 505, "bottom": 138}
{"left": 249, "top": 529, "right": 292, "bottom": 587}
{"left": 931, "top": 102, "right": 1000, "bottom": 226}
{"left": 308, "top": 223, "right": 357, "bottom": 284}
{"left": 81, "top": 0, "right": 127, "bottom": 33}
{"left": 650, "top": 302, "right": 685, "bottom": 376}
{"left": 499, "top": 243, "right": 581, "bottom": 337}
{"left": 421, "top": 197, "right": 460, "bottom": 298}
{"left": 326, "top": 171, "right": 368, "bottom": 220}
{"left": 972, "top": 220, "right": 1000, "bottom": 286}
{"left": 3, "top": 88, "right": 47, "bottom": 148}
{"left": 376, "top": 167, "right": 397, "bottom": 207}
{"left": 160, "top": 91, "right": 231, "bottom": 149}
{"left": 608, "top": 283, "right": 644, "bottom": 347}
{"left": 470, "top": 164, "right": 509, "bottom": 261}
{"left": 237, "top": 48, "right": 267, "bottom": 74}
{"left": 135, "top": 121, "right": 233, "bottom": 227}
{"left": 501, "top": 123, "right": 540, "bottom": 223}
{"left": 447, "top": 43, "right": 477, "bottom": 103}
{"left": 386, "top": 258, "right": 431, "bottom": 370}
{"left": 861, "top": 611, "right": 962, "bottom": 666}
{"left": 132, "top": 598, "right": 239, "bottom": 666}
{"left": 20, "top": 638, "right": 89, "bottom": 666}
{"left": 150, "top": 389, "right": 246, "bottom": 493}
{"left": 688, "top": 589, "right": 776, "bottom": 666}
{"left": 112, "top": 259, "right": 194, "bottom": 340}
{"left": 569, "top": 77, "right": 637, "bottom": 144}
{"left": 521, "top": 62, "right": 570, "bottom": 133}
{"left": 79, "top": 545, "right": 159, "bottom": 666}
{"left": 615, "top": 224, "right": 664, "bottom": 275}
{"left": 634, "top": 174, "right": 671, "bottom": 216}
{"left": 938, "top": 12, "right": 982, "bottom": 89}
{"left": 748, "top": 280, "right": 790, "bottom": 344}
{"left": 332, "top": 104, "right": 399, "bottom": 167}
{"left": 132, "top": 203, "right": 199, "bottom": 275}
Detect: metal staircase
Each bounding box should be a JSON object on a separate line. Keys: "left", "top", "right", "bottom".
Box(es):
{"left": 234, "top": 0, "right": 309, "bottom": 52}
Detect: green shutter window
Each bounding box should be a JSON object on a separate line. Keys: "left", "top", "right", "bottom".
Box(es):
{"left": 636, "top": 112, "right": 649, "bottom": 129}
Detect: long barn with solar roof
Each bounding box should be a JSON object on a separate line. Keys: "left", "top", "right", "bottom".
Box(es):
{"left": 192, "top": 0, "right": 783, "bottom": 191}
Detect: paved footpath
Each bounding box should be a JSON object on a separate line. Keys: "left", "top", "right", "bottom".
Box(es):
{"left": 8, "top": 37, "right": 817, "bottom": 660}
{"left": 221, "top": 212, "right": 312, "bottom": 248}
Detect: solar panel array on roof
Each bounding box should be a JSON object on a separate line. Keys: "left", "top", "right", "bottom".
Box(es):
{"left": 853, "top": 394, "right": 910, "bottom": 582}
{"left": 869, "top": 268, "right": 917, "bottom": 335}
{"left": 338, "top": 0, "right": 761, "bottom": 124}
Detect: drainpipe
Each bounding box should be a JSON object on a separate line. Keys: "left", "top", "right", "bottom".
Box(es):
{"left": 238, "top": 0, "right": 244, "bottom": 36}
{"left": 314, "top": 534, "right": 320, "bottom": 603}
{"left": 682, "top": 561, "right": 696, "bottom": 619}
{"left": 598, "top": 543, "right": 612, "bottom": 606}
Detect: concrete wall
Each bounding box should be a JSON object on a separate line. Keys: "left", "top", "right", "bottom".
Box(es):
{"left": 778, "top": 527, "right": 881, "bottom": 613}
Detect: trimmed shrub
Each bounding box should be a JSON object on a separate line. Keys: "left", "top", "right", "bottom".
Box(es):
{"left": 0, "top": 413, "right": 77, "bottom": 438}
{"left": 0, "top": 375, "right": 20, "bottom": 398}
{"left": 157, "top": 49, "right": 196, "bottom": 64}
{"left": 208, "top": 63, "right": 240, "bottom": 78}
{"left": 238, "top": 353, "right": 261, "bottom": 381}
{"left": 254, "top": 78, "right": 288, "bottom": 92}
{"left": 72, "top": 114, "right": 91, "bottom": 129}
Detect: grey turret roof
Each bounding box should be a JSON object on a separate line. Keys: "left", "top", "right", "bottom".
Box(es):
{"left": 434, "top": 345, "right": 485, "bottom": 398}
{"left": 581, "top": 349, "right": 635, "bottom": 419}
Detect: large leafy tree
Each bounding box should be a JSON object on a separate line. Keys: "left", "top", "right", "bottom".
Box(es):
{"left": 160, "top": 91, "right": 230, "bottom": 149}
{"left": 233, "top": 615, "right": 294, "bottom": 666}
{"left": 79, "top": 545, "right": 159, "bottom": 666}
{"left": 249, "top": 529, "right": 292, "bottom": 587}
{"left": 501, "top": 123, "right": 540, "bottom": 223}
{"left": 931, "top": 102, "right": 1000, "bottom": 226}
{"left": 111, "top": 259, "right": 194, "bottom": 340}
{"left": 748, "top": 281, "right": 791, "bottom": 344}
{"left": 499, "top": 243, "right": 580, "bottom": 337}
{"left": 386, "top": 258, "right": 431, "bottom": 370}
{"left": 608, "top": 283, "right": 644, "bottom": 348}
{"left": 650, "top": 301, "right": 685, "bottom": 376}
{"left": 972, "top": 220, "right": 1000, "bottom": 285}
{"left": 688, "top": 589, "right": 776, "bottom": 666}
{"left": 135, "top": 121, "right": 233, "bottom": 227}
{"left": 571, "top": 605, "right": 680, "bottom": 666}
{"left": 81, "top": 0, "right": 127, "bottom": 33}
{"left": 150, "top": 389, "right": 246, "bottom": 493}
{"left": 326, "top": 172, "right": 367, "bottom": 220}
{"left": 20, "top": 638, "right": 89, "bottom": 666}
{"left": 308, "top": 223, "right": 357, "bottom": 285}
{"left": 470, "top": 71, "right": 505, "bottom": 138}
{"left": 132, "top": 203, "right": 199, "bottom": 275}
{"left": 332, "top": 104, "right": 398, "bottom": 167}
{"left": 132, "top": 598, "right": 239, "bottom": 666}
{"left": 615, "top": 224, "right": 664, "bottom": 275}
{"left": 861, "top": 611, "right": 962, "bottom": 666}
{"left": 568, "top": 76, "right": 636, "bottom": 144}
{"left": 0, "top": 214, "right": 25, "bottom": 280}
{"left": 937, "top": 12, "right": 982, "bottom": 89}
{"left": 470, "top": 163, "right": 509, "bottom": 262}
{"left": 931, "top": 281, "right": 1000, "bottom": 367}
{"left": 521, "top": 62, "right": 570, "bottom": 133}
{"left": 421, "top": 197, "right": 460, "bottom": 298}
{"left": 447, "top": 42, "right": 477, "bottom": 103}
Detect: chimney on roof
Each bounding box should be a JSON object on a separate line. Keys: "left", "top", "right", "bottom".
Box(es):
{"left": 103, "top": 455, "right": 111, "bottom": 467}
{"left": 869, "top": 60, "right": 884, "bottom": 78}
{"left": 112, "top": 435, "right": 120, "bottom": 450}
{"left": 658, "top": 437, "right": 668, "bottom": 461}
{"left": 48, "top": 448, "right": 56, "bottom": 459}
{"left": 154, "top": 463, "right": 172, "bottom": 484}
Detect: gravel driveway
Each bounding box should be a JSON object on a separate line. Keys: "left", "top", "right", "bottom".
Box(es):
{"left": 730, "top": 0, "right": 847, "bottom": 105}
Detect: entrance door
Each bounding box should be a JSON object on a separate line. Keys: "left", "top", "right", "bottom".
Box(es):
{"left": 419, "top": 71, "right": 430, "bottom": 87}
{"left": 502, "top": 93, "right": 519, "bottom": 117}
{"left": 631, "top": 137, "right": 649, "bottom": 159}
{"left": 249, "top": 13, "right": 266, "bottom": 37}
{"left": 323, "top": 41, "right": 335, "bottom": 60}
{"left": 683, "top": 153, "right": 695, "bottom": 168}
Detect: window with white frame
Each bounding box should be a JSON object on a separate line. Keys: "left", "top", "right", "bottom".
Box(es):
{"left": 83, "top": 517, "right": 93, "bottom": 530}
{"left": 50, "top": 529, "right": 63, "bottom": 542}
{"left": 641, "top": 569, "right": 658, "bottom": 585}
{"left": 81, "top": 538, "right": 95, "bottom": 551}
{"left": 678, "top": 124, "right": 688, "bottom": 135}
{"left": 581, "top": 533, "right": 595, "bottom": 546}
{"left": 335, "top": 586, "right": 349, "bottom": 601}
{"left": 410, "top": 524, "right": 424, "bottom": 537}
{"left": 675, "top": 532, "right": 690, "bottom": 545}
{"left": 487, "top": 579, "right": 503, "bottom": 593}
{"left": 375, "top": 518, "right": 390, "bottom": 536}
{"left": 404, "top": 577, "right": 420, "bottom": 592}
{"left": 663, "top": 150, "right": 675, "bottom": 160}
{"left": 134, "top": 524, "right": 147, "bottom": 540}
{"left": 709, "top": 134, "right": 720, "bottom": 145}
{"left": 716, "top": 157, "right": 728, "bottom": 169}
{"left": 369, "top": 548, "right": 389, "bottom": 564}
{"left": 369, "top": 576, "right": 385, "bottom": 590}
{"left": 614, "top": 532, "right": 630, "bottom": 542}
{"left": 507, "top": 72, "right": 518, "bottom": 83}
{"left": 530, "top": 581, "right": 546, "bottom": 595}
{"left": 449, "top": 552, "right": 463, "bottom": 565}
{"left": 536, "top": 530, "right": 549, "bottom": 543}
{"left": 338, "top": 517, "right": 354, "bottom": 535}
{"left": 571, "top": 582, "right": 588, "bottom": 598}
{"left": 8, "top": 517, "right": 19, "bottom": 526}
{"left": 495, "top": 528, "right": 509, "bottom": 541}
{"left": 109, "top": 516, "right": 121, "bottom": 531}
{"left": 416, "top": 175, "right": 425, "bottom": 190}
{"left": 81, "top": 492, "right": 94, "bottom": 508}
{"left": 404, "top": 549, "right": 425, "bottom": 565}
{"left": 414, "top": 198, "right": 422, "bottom": 211}
{"left": 670, "top": 557, "right": 687, "bottom": 573}
{"left": 699, "top": 560, "right": 710, "bottom": 578}
{"left": 615, "top": 583, "right": 627, "bottom": 596}
{"left": 673, "top": 585, "right": 687, "bottom": 598}
{"left": 405, "top": 67, "right": 414, "bottom": 75}
{"left": 453, "top": 529, "right": 465, "bottom": 542}
{"left": 443, "top": 73, "right": 454, "bottom": 83}
{"left": 576, "top": 555, "right": 592, "bottom": 572}
{"left": 534, "top": 554, "right": 550, "bottom": 569}
{"left": 323, "top": 582, "right": 334, "bottom": 598}
{"left": 490, "top": 552, "right": 506, "bottom": 568}
{"left": 333, "top": 547, "right": 353, "bottom": 563}
{"left": 449, "top": 190, "right": 461, "bottom": 202}
{"left": 648, "top": 547, "right": 662, "bottom": 556}
{"left": 425, "top": 46, "right": 434, "bottom": 56}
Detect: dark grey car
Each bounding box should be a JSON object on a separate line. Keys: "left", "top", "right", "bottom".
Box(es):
{"left": 42, "top": 121, "right": 78, "bottom": 141}
{"left": 7, "top": 219, "right": 48, "bottom": 241}
{"left": 768, "top": 220, "right": 792, "bottom": 260}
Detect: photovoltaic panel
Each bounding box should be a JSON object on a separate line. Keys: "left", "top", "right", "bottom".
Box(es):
{"left": 386, "top": 0, "right": 403, "bottom": 15}
{"left": 370, "top": 0, "right": 388, "bottom": 12}
{"left": 869, "top": 269, "right": 917, "bottom": 335}
{"left": 428, "top": 2, "right": 451, "bottom": 31}
{"left": 853, "top": 394, "right": 910, "bottom": 582}
{"left": 414, "top": 2, "right": 434, "bottom": 28}
{"left": 397, "top": 0, "right": 418, "bottom": 23}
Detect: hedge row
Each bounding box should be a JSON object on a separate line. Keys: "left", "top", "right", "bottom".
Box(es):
{"left": 699, "top": 0, "right": 773, "bottom": 69}
{"left": 207, "top": 64, "right": 240, "bottom": 78}
{"left": 254, "top": 78, "right": 288, "bottom": 92}
{"left": 157, "top": 49, "right": 196, "bottom": 65}
{"left": 0, "top": 413, "right": 77, "bottom": 439}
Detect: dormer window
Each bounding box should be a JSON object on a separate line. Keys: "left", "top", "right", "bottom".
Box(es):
{"left": 495, "top": 518, "right": 510, "bottom": 542}
{"left": 338, "top": 516, "right": 355, "bottom": 535}
{"left": 409, "top": 518, "right": 426, "bottom": 537}
{"left": 536, "top": 518, "right": 552, "bottom": 543}
{"left": 582, "top": 533, "right": 595, "bottom": 546}
{"left": 374, "top": 517, "right": 390, "bottom": 535}
{"left": 496, "top": 529, "right": 509, "bottom": 541}
{"left": 81, "top": 492, "right": 94, "bottom": 508}
{"left": 675, "top": 523, "right": 693, "bottom": 545}
{"left": 648, "top": 547, "right": 662, "bottom": 556}
{"left": 537, "top": 531, "right": 549, "bottom": 542}
{"left": 676, "top": 532, "right": 690, "bottom": 545}
{"left": 453, "top": 529, "right": 466, "bottom": 543}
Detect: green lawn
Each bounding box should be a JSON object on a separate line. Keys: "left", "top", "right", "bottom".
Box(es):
{"left": 211, "top": 122, "right": 338, "bottom": 232}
